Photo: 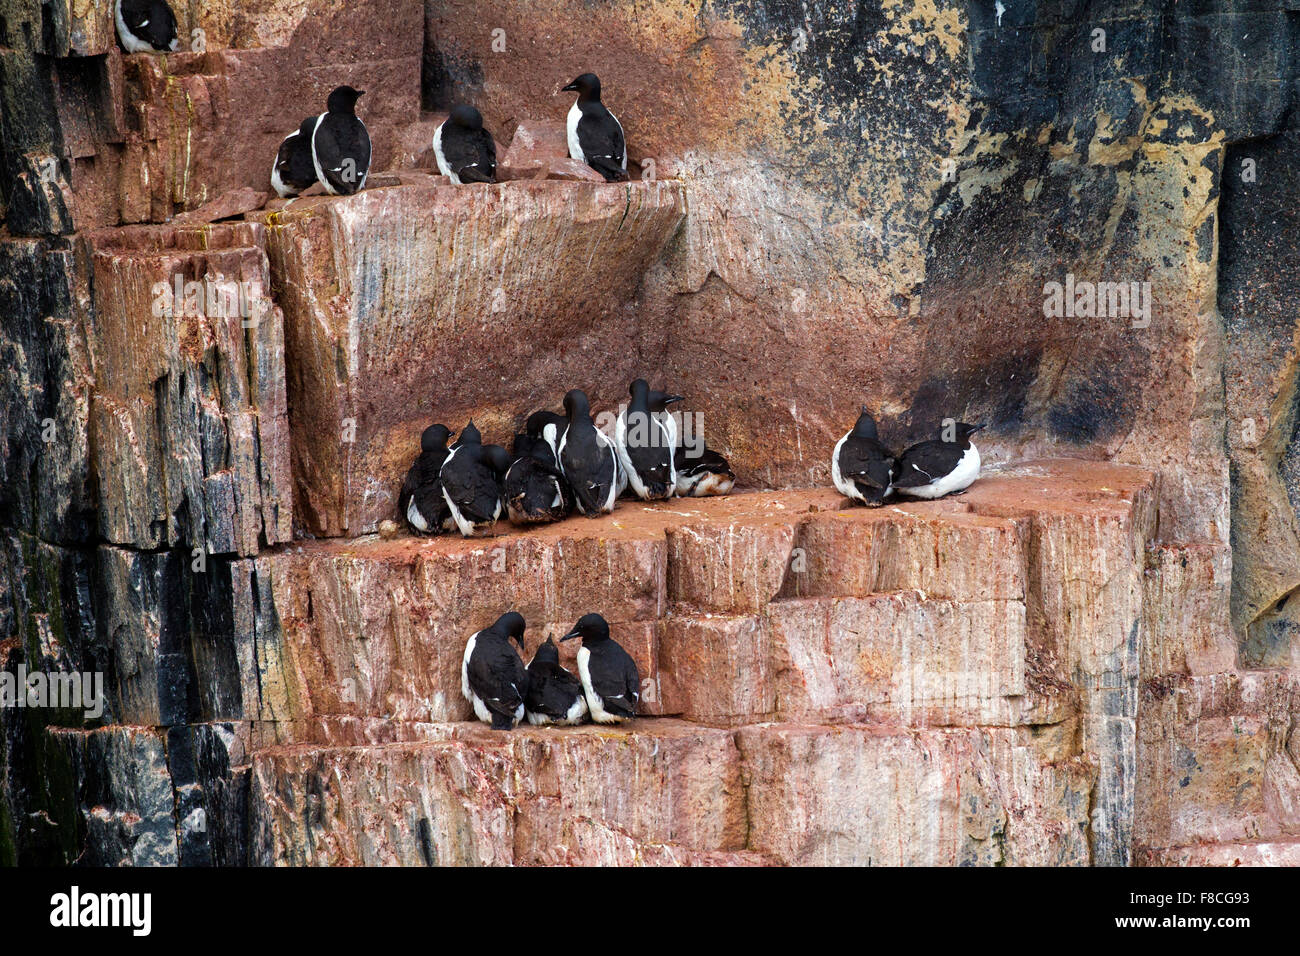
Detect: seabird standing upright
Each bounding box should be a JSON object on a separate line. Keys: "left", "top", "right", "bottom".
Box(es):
{"left": 462, "top": 612, "right": 529, "bottom": 730}
{"left": 561, "top": 613, "right": 640, "bottom": 724}
{"left": 892, "top": 422, "right": 985, "bottom": 499}
{"left": 439, "top": 421, "right": 511, "bottom": 536}
{"left": 558, "top": 389, "right": 620, "bottom": 516}
{"left": 615, "top": 379, "right": 682, "bottom": 501}
{"left": 433, "top": 105, "right": 497, "bottom": 184}
{"left": 524, "top": 637, "right": 589, "bottom": 726}
{"left": 271, "top": 117, "right": 322, "bottom": 199}
{"left": 561, "top": 73, "right": 628, "bottom": 182}
{"left": 115, "top": 0, "right": 179, "bottom": 53}
{"left": 398, "top": 422, "right": 453, "bottom": 534}
{"left": 831, "top": 407, "right": 896, "bottom": 507}
{"left": 503, "top": 433, "right": 569, "bottom": 524}
{"left": 312, "top": 86, "right": 371, "bottom": 196}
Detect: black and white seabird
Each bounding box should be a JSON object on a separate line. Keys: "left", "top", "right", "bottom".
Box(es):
{"left": 433, "top": 105, "right": 497, "bottom": 184}
{"left": 312, "top": 86, "right": 371, "bottom": 196}
{"left": 615, "top": 379, "right": 682, "bottom": 501}
{"left": 558, "top": 389, "right": 620, "bottom": 516}
{"left": 560, "top": 613, "right": 639, "bottom": 724}
{"left": 439, "top": 421, "right": 511, "bottom": 536}
{"left": 561, "top": 73, "right": 628, "bottom": 182}
{"left": 524, "top": 637, "right": 589, "bottom": 726}
{"left": 115, "top": 0, "right": 179, "bottom": 53}
{"left": 504, "top": 434, "right": 569, "bottom": 524}
{"left": 673, "top": 437, "right": 735, "bottom": 497}
{"left": 271, "top": 117, "right": 322, "bottom": 199}
{"left": 462, "top": 612, "right": 529, "bottom": 730}
{"left": 398, "top": 422, "right": 453, "bottom": 534}
{"left": 892, "top": 422, "right": 985, "bottom": 499}
{"left": 832, "top": 407, "right": 896, "bottom": 507}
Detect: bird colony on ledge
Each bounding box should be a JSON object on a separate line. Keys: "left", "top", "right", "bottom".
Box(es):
{"left": 115, "top": 3, "right": 988, "bottom": 734}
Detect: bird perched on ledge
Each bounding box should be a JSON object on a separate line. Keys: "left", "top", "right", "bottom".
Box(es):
{"left": 562, "top": 73, "right": 628, "bottom": 182}
{"left": 115, "top": 0, "right": 179, "bottom": 53}
{"left": 892, "top": 422, "right": 984, "bottom": 499}
{"left": 440, "top": 422, "right": 511, "bottom": 536}
{"left": 433, "top": 105, "right": 497, "bottom": 184}
{"left": 558, "top": 389, "right": 620, "bottom": 516}
{"left": 561, "top": 613, "right": 640, "bottom": 724}
{"left": 312, "top": 86, "right": 371, "bottom": 196}
{"left": 615, "top": 378, "right": 682, "bottom": 501}
{"left": 504, "top": 433, "right": 569, "bottom": 525}
{"left": 832, "top": 407, "right": 895, "bottom": 507}
{"left": 462, "top": 612, "right": 529, "bottom": 730}
{"left": 398, "top": 422, "right": 453, "bottom": 534}
{"left": 524, "top": 637, "right": 588, "bottom": 726}
{"left": 271, "top": 117, "right": 321, "bottom": 199}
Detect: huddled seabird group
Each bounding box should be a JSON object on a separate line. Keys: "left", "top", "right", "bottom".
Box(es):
{"left": 400, "top": 379, "right": 735, "bottom": 540}
{"left": 463, "top": 611, "right": 639, "bottom": 730}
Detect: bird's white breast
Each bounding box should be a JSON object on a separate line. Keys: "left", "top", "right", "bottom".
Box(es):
{"left": 567, "top": 102, "right": 584, "bottom": 163}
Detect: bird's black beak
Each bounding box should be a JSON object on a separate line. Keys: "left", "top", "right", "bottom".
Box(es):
{"left": 561, "top": 81, "right": 578, "bottom": 92}
{"left": 356, "top": 90, "right": 366, "bottom": 97}
{"left": 970, "top": 423, "right": 987, "bottom": 432}
{"left": 560, "top": 629, "right": 581, "bottom": 642}
{"left": 664, "top": 395, "right": 685, "bottom": 405}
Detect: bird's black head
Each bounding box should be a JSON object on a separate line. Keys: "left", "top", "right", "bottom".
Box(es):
{"left": 852, "top": 407, "right": 879, "bottom": 440}
{"left": 563, "top": 389, "right": 591, "bottom": 420}
{"left": 561, "top": 612, "right": 610, "bottom": 644}
{"left": 297, "top": 116, "right": 318, "bottom": 138}
{"left": 484, "top": 443, "right": 512, "bottom": 476}
{"left": 628, "top": 378, "right": 650, "bottom": 403}
{"left": 561, "top": 73, "right": 602, "bottom": 101}
{"left": 525, "top": 409, "right": 561, "bottom": 437}
{"left": 494, "top": 611, "right": 527, "bottom": 648}
{"left": 327, "top": 86, "right": 365, "bottom": 114}
{"left": 420, "top": 423, "right": 451, "bottom": 453}
{"left": 449, "top": 104, "right": 484, "bottom": 130}
{"left": 647, "top": 389, "right": 685, "bottom": 414}
{"left": 953, "top": 422, "right": 985, "bottom": 441}
{"left": 532, "top": 636, "right": 560, "bottom": 666}
{"left": 511, "top": 433, "right": 535, "bottom": 460}
{"left": 457, "top": 421, "right": 482, "bottom": 446}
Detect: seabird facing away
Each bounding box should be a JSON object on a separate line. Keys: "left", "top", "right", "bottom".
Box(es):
{"left": 562, "top": 73, "right": 628, "bottom": 182}
{"left": 440, "top": 421, "right": 511, "bottom": 536}
{"left": 832, "top": 407, "right": 896, "bottom": 507}
{"left": 271, "top": 117, "right": 322, "bottom": 199}
{"left": 115, "top": 0, "right": 180, "bottom": 53}
{"left": 312, "top": 85, "right": 371, "bottom": 196}
{"left": 558, "top": 389, "right": 620, "bottom": 516}
{"left": 462, "top": 612, "right": 529, "bottom": 730}
{"left": 615, "top": 379, "right": 682, "bottom": 501}
{"left": 892, "top": 422, "right": 985, "bottom": 499}
{"left": 524, "top": 637, "right": 589, "bottom": 726}
{"left": 398, "top": 422, "right": 453, "bottom": 534}
{"left": 433, "top": 105, "right": 497, "bottom": 184}
{"left": 561, "top": 613, "right": 640, "bottom": 724}
{"left": 504, "top": 434, "right": 569, "bottom": 524}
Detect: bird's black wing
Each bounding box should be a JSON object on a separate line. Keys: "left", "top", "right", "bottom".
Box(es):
{"left": 526, "top": 664, "right": 582, "bottom": 717}
{"left": 468, "top": 643, "right": 527, "bottom": 720}
{"left": 443, "top": 459, "right": 501, "bottom": 523}
{"left": 577, "top": 108, "right": 627, "bottom": 182}
{"left": 678, "top": 444, "right": 733, "bottom": 478}
{"left": 839, "top": 436, "right": 894, "bottom": 491}
{"left": 591, "top": 645, "right": 640, "bottom": 719}
{"left": 892, "top": 439, "right": 964, "bottom": 487}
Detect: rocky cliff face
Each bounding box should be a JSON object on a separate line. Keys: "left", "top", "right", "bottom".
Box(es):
{"left": 1, "top": 0, "right": 1297, "bottom": 866}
